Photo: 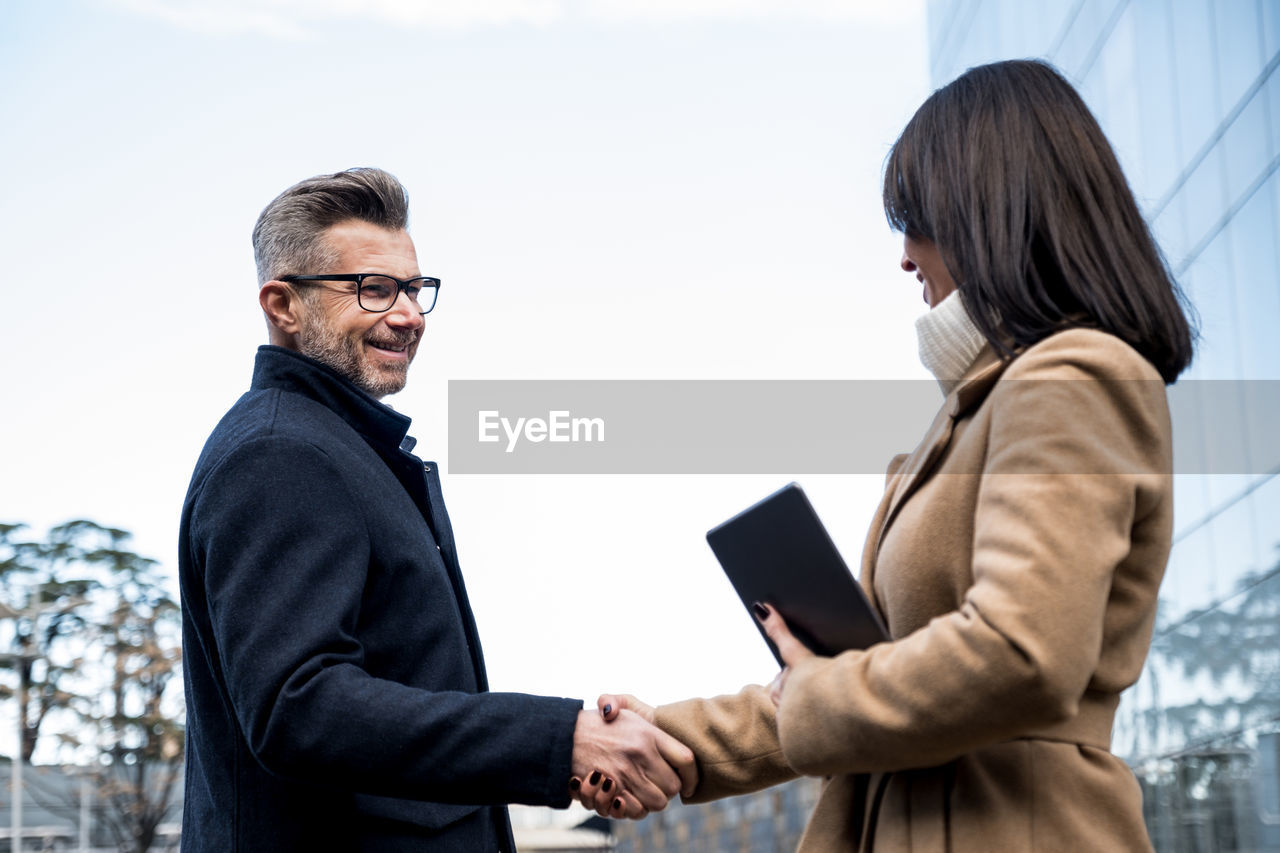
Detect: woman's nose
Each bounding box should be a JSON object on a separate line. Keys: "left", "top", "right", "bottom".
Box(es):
{"left": 900, "top": 252, "right": 916, "bottom": 273}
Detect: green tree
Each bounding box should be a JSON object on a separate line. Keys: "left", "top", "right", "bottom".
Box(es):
{"left": 0, "top": 520, "right": 183, "bottom": 853}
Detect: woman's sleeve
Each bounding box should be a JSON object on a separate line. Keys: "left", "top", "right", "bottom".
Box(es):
{"left": 777, "top": 332, "right": 1172, "bottom": 776}
{"left": 654, "top": 685, "right": 799, "bottom": 803}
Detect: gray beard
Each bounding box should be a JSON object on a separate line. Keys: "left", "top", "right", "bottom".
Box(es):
{"left": 296, "top": 317, "right": 410, "bottom": 400}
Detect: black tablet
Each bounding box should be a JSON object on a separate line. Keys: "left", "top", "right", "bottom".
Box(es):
{"left": 706, "top": 483, "right": 890, "bottom": 667}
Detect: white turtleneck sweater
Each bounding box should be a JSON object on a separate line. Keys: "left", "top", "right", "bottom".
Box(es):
{"left": 914, "top": 290, "right": 988, "bottom": 396}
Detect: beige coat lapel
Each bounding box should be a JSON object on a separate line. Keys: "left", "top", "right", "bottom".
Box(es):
{"left": 861, "top": 348, "right": 1009, "bottom": 615}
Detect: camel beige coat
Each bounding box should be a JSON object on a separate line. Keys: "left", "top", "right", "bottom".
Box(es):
{"left": 656, "top": 329, "right": 1172, "bottom": 852}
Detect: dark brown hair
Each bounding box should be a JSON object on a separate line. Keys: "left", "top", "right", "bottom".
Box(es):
{"left": 883, "top": 59, "right": 1195, "bottom": 382}
{"left": 252, "top": 167, "right": 410, "bottom": 286}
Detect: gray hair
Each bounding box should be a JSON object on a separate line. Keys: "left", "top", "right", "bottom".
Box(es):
{"left": 252, "top": 167, "right": 410, "bottom": 285}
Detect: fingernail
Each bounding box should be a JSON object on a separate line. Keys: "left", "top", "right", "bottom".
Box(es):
{"left": 589, "top": 771, "right": 601, "bottom": 785}
{"left": 613, "top": 798, "right": 623, "bottom": 811}
{"left": 602, "top": 704, "right": 613, "bottom": 716}
{"left": 602, "top": 778, "right": 613, "bottom": 793}
{"left": 569, "top": 777, "right": 581, "bottom": 792}
{"left": 752, "top": 601, "right": 770, "bottom": 620}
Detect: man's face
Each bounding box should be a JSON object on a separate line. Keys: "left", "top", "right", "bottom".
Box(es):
{"left": 294, "top": 220, "right": 425, "bottom": 399}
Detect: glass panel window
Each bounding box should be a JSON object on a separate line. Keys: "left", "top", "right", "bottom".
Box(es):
{"left": 1161, "top": 515, "right": 1216, "bottom": 627}
{"left": 1132, "top": 0, "right": 1183, "bottom": 204}
{"left": 953, "top": 4, "right": 1000, "bottom": 77}
{"left": 1022, "top": 0, "right": 1067, "bottom": 55}
{"left": 1208, "top": 482, "right": 1265, "bottom": 600}
{"left": 1270, "top": 67, "right": 1280, "bottom": 160}
{"left": 1264, "top": 0, "right": 1280, "bottom": 61}
{"left": 1053, "top": 0, "right": 1112, "bottom": 78}
{"left": 1187, "top": 146, "right": 1232, "bottom": 263}
{"left": 1205, "top": 473, "right": 1260, "bottom": 526}
{"left": 927, "top": 0, "right": 969, "bottom": 80}
{"left": 1170, "top": 0, "right": 1221, "bottom": 159}
{"left": 1143, "top": 557, "right": 1280, "bottom": 749}
{"left": 1214, "top": 0, "right": 1267, "bottom": 114}
{"left": 1135, "top": 722, "right": 1280, "bottom": 853}
{"left": 989, "top": 0, "right": 1026, "bottom": 57}
{"left": 1154, "top": 191, "right": 1192, "bottom": 273}
{"left": 1173, "top": 474, "right": 1212, "bottom": 539}
{"left": 1222, "top": 85, "right": 1273, "bottom": 209}
{"left": 1095, "top": 4, "right": 1142, "bottom": 189}
{"left": 1248, "top": 475, "right": 1280, "bottom": 590}
{"left": 1227, "top": 172, "right": 1280, "bottom": 380}
{"left": 1180, "top": 217, "right": 1237, "bottom": 380}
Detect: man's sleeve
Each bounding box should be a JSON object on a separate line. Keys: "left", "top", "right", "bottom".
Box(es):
{"left": 190, "top": 435, "right": 582, "bottom": 807}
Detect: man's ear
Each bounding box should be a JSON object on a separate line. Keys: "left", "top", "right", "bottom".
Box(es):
{"left": 260, "top": 281, "right": 303, "bottom": 347}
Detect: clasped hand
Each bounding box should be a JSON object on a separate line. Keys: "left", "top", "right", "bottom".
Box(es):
{"left": 569, "top": 703, "right": 695, "bottom": 819}
{"left": 570, "top": 603, "right": 813, "bottom": 819}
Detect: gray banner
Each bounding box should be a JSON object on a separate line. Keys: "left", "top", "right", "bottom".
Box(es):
{"left": 446, "top": 380, "right": 1280, "bottom": 475}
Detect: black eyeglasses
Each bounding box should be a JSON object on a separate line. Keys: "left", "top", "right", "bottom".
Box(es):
{"left": 280, "top": 274, "right": 441, "bottom": 315}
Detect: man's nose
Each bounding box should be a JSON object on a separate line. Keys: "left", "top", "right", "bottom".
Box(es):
{"left": 385, "top": 289, "right": 425, "bottom": 330}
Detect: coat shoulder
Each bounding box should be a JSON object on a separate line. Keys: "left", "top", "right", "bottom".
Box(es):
{"left": 197, "top": 388, "right": 359, "bottom": 471}
{"left": 1007, "top": 328, "right": 1163, "bottom": 382}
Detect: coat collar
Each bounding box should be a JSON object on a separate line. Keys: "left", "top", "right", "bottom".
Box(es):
{"left": 885, "top": 346, "right": 1006, "bottom": 506}
{"left": 250, "top": 345, "right": 413, "bottom": 452}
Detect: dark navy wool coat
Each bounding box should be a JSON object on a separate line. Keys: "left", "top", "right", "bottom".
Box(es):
{"left": 179, "top": 346, "right": 582, "bottom": 851}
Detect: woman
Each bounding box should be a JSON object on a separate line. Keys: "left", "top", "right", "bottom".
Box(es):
{"left": 576, "top": 59, "right": 1195, "bottom": 851}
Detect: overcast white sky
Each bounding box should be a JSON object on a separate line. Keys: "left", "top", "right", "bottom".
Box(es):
{"left": 0, "top": 0, "right": 933, "bottom": 755}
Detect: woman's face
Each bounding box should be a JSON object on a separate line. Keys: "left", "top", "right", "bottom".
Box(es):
{"left": 900, "top": 234, "right": 958, "bottom": 308}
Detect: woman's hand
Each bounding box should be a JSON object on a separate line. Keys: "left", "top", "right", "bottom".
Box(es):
{"left": 596, "top": 693, "right": 656, "bottom": 726}
{"left": 753, "top": 602, "right": 814, "bottom": 707}
{"left": 571, "top": 694, "right": 697, "bottom": 817}
{"left": 573, "top": 767, "right": 646, "bottom": 820}
{"left": 568, "top": 706, "right": 694, "bottom": 819}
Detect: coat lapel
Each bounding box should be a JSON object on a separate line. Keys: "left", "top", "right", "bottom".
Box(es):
{"left": 862, "top": 348, "right": 1010, "bottom": 617}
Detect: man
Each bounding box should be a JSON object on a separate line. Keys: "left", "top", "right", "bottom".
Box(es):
{"left": 178, "top": 168, "right": 693, "bottom": 851}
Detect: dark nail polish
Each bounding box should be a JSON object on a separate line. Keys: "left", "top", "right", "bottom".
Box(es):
{"left": 589, "top": 771, "right": 601, "bottom": 785}
{"left": 603, "top": 704, "right": 613, "bottom": 716}
{"left": 569, "top": 777, "right": 581, "bottom": 792}
{"left": 613, "top": 798, "right": 623, "bottom": 811}
{"left": 602, "top": 778, "right": 613, "bottom": 793}
{"left": 752, "top": 601, "right": 770, "bottom": 620}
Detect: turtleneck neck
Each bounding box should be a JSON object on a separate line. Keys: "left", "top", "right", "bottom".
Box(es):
{"left": 915, "top": 290, "right": 988, "bottom": 396}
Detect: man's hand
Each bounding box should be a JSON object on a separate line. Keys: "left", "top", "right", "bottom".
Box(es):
{"left": 569, "top": 707, "right": 695, "bottom": 819}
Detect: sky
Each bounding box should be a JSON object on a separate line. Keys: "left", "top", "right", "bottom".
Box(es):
{"left": 0, "top": 0, "right": 934, "bottom": 759}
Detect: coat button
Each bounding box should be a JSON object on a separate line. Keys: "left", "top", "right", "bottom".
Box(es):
{"left": 423, "top": 464, "right": 432, "bottom": 472}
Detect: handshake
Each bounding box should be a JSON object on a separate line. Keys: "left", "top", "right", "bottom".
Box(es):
{"left": 567, "top": 693, "right": 695, "bottom": 819}
{"left": 565, "top": 605, "right": 806, "bottom": 819}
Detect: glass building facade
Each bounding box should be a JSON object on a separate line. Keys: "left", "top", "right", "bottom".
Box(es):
{"left": 618, "top": 3, "right": 1279, "bottom": 850}
{"left": 928, "top": 0, "right": 1280, "bottom": 849}
{"left": 613, "top": 776, "right": 822, "bottom": 853}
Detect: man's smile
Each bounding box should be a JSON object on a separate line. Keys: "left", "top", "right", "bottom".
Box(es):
{"left": 366, "top": 334, "right": 417, "bottom": 360}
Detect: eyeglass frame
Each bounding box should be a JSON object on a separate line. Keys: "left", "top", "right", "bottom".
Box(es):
{"left": 279, "top": 273, "right": 442, "bottom": 315}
